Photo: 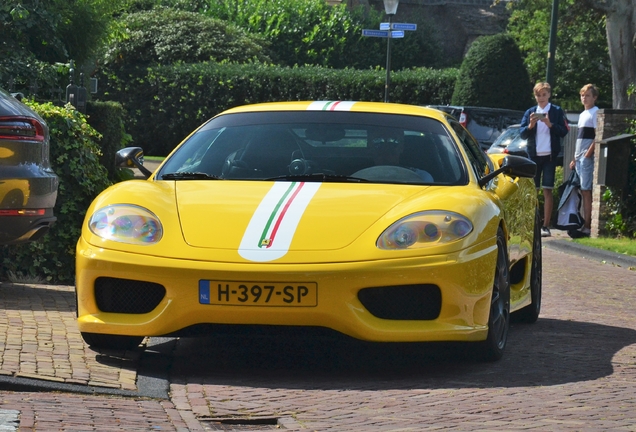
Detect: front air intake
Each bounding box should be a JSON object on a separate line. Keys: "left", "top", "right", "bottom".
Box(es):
{"left": 94, "top": 277, "right": 166, "bottom": 314}
{"left": 358, "top": 284, "right": 442, "bottom": 320}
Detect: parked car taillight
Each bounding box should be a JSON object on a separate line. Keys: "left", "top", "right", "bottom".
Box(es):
{"left": 0, "top": 209, "right": 47, "bottom": 216}
{"left": 0, "top": 116, "right": 45, "bottom": 142}
{"left": 458, "top": 111, "right": 467, "bottom": 127}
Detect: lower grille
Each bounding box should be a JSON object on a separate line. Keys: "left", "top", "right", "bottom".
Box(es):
{"left": 358, "top": 284, "right": 441, "bottom": 320}
{"left": 94, "top": 277, "right": 166, "bottom": 314}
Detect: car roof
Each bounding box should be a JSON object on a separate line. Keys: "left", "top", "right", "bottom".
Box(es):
{"left": 0, "top": 87, "right": 42, "bottom": 119}
{"left": 427, "top": 105, "right": 525, "bottom": 114}
{"left": 221, "top": 101, "right": 449, "bottom": 121}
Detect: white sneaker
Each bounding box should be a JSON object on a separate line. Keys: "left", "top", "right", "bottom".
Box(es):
{"left": 541, "top": 226, "right": 551, "bottom": 237}
{"left": 578, "top": 227, "right": 591, "bottom": 236}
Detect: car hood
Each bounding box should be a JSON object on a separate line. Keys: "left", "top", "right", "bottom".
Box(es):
{"left": 176, "top": 181, "right": 430, "bottom": 260}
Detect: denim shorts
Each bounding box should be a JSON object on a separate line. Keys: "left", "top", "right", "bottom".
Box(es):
{"left": 532, "top": 155, "right": 556, "bottom": 189}
{"left": 576, "top": 156, "right": 594, "bottom": 190}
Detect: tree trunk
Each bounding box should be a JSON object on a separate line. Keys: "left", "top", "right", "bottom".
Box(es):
{"left": 605, "top": 2, "right": 636, "bottom": 108}
{"left": 586, "top": 0, "right": 636, "bottom": 109}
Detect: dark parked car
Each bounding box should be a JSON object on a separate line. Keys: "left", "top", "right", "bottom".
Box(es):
{"left": 0, "top": 88, "right": 58, "bottom": 244}
{"left": 488, "top": 118, "right": 577, "bottom": 166}
{"left": 487, "top": 124, "right": 529, "bottom": 158}
{"left": 427, "top": 105, "right": 525, "bottom": 151}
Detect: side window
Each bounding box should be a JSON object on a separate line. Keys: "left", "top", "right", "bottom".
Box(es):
{"left": 449, "top": 119, "right": 494, "bottom": 178}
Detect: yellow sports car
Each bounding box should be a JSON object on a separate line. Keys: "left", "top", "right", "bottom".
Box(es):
{"left": 76, "top": 101, "right": 541, "bottom": 361}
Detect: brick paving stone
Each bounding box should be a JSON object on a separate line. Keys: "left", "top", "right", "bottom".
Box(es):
{"left": 0, "top": 244, "right": 635, "bottom": 430}
{"left": 165, "top": 247, "right": 636, "bottom": 431}
{"left": 0, "top": 283, "right": 141, "bottom": 390}
{"left": 0, "top": 392, "right": 192, "bottom": 431}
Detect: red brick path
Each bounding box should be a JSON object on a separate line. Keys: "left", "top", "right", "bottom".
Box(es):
{"left": 0, "top": 245, "right": 634, "bottom": 430}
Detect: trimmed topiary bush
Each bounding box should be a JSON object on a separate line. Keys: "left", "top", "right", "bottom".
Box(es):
{"left": 451, "top": 33, "right": 533, "bottom": 110}
{"left": 99, "top": 8, "right": 272, "bottom": 72}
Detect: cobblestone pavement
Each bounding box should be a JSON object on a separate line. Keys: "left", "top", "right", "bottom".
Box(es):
{"left": 168, "top": 242, "right": 636, "bottom": 431}
{"left": 0, "top": 284, "right": 138, "bottom": 391}
{"left": 0, "top": 238, "right": 634, "bottom": 430}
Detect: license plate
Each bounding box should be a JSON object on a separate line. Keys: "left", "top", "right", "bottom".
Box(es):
{"left": 199, "top": 280, "right": 317, "bottom": 306}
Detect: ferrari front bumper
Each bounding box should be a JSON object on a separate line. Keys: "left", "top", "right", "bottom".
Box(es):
{"left": 76, "top": 237, "right": 498, "bottom": 343}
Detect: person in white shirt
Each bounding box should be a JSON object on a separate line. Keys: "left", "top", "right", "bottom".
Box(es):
{"left": 569, "top": 84, "right": 599, "bottom": 237}
{"left": 519, "top": 82, "right": 569, "bottom": 237}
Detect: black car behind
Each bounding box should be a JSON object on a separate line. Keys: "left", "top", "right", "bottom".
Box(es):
{"left": 487, "top": 124, "right": 529, "bottom": 158}
{"left": 427, "top": 105, "right": 525, "bottom": 152}
{"left": 0, "top": 88, "right": 58, "bottom": 244}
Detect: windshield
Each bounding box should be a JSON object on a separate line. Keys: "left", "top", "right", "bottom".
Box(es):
{"left": 492, "top": 127, "right": 522, "bottom": 147}
{"left": 492, "top": 126, "right": 529, "bottom": 151}
{"left": 158, "top": 111, "right": 467, "bottom": 185}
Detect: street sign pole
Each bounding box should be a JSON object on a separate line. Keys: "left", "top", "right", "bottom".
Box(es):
{"left": 362, "top": 18, "right": 415, "bottom": 103}
{"left": 384, "top": 15, "right": 393, "bottom": 103}
{"left": 546, "top": 0, "right": 559, "bottom": 88}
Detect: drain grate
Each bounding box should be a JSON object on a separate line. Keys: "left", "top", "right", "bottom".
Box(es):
{"left": 200, "top": 417, "right": 282, "bottom": 431}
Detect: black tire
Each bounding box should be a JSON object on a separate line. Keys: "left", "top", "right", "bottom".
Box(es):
{"left": 514, "top": 208, "right": 542, "bottom": 323}
{"left": 81, "top": 332, "right": 144, "bottom": 351}
{"left": 476, "top": 227, "right": 510, "bottom": 361}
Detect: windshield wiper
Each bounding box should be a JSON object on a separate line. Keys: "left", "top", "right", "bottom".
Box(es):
{"left": 161, "top": 172, "right": 221, "bottom": 180}
{"left": 265, "top": 173, "right": 369, "bottom": 183}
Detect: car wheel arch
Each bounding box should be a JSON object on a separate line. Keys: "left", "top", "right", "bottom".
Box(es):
{"left": 475, "top": 225, "right": 511, "bottom": 361}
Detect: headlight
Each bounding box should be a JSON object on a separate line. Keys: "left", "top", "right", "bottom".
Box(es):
{"left": 88, "top": 204, "right": 163, "bottom": 245}
{"left": 377, "top": 211, "right": 473, "bottom": 250}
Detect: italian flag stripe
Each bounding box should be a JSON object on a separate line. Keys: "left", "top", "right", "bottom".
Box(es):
{"left": 307, "top": 101, "right": 357, "bottom": 111}
{"left": 239, "top": 181, "right": 321, "bottom": 262}
{"left": 259, "top": 182, "right": 304, "bottom": 249}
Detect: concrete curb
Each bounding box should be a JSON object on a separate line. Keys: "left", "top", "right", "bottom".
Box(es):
{"left": 543, "top": 237, "right": 636, "bottom": 269}
{"left": 0, "top": 375, "right": 142, "bottom": 397}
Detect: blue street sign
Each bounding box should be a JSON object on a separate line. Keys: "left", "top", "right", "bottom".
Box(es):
{"left": 380, "top": 22, "right": 417, "bottom": 31}
{"left": 392, "top": 23, "right": 417, "bottom": 31}
{"left": 362, "top": 29, "right": 404, "bottom": 38}
{"left": 362, "top": 29, "right": 390, "bottom": 38}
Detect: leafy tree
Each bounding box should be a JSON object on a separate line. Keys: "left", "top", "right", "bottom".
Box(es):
{"left": 1, "top": 0, "right": 129, "bottom": 93}
{"left": 204, "top": 0, "right": 368, "bottom": 67}
{"left": 451, "top": 33, "right": 533, "bottom": 110}
{"left": 203, "top": 0, "right": 443, "bottom": 70}
{"left": 507, "top": 0, "right": 612, "bottom": 108}
{"left": 390, "top": 6, "right": 450, "bottom": 69}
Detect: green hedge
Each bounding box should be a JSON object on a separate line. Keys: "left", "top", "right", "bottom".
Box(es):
{"left": 0, "top": 103, "right": 111, "bottom": 285}
{"left": 85, "top": 100, "right": 132, "bottom": 181}
{"left": 100, "top": 62, "right": 459, "bottom": 155}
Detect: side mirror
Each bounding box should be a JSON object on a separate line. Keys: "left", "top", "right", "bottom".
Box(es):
{"left": 115, "top": 147, "right": 153, "bottom": 179}
{"left": 478, "top": 155, "right": 536, "bottom": 188}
